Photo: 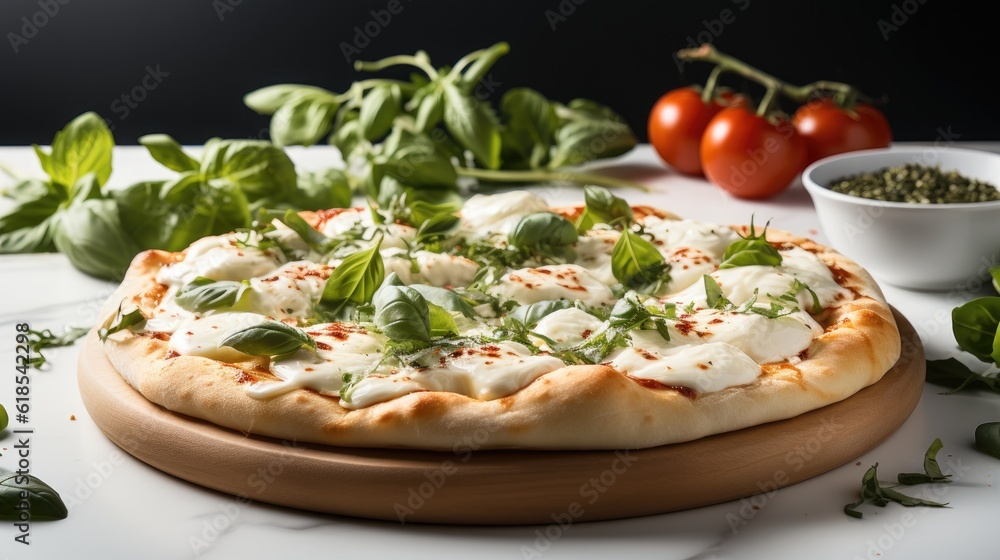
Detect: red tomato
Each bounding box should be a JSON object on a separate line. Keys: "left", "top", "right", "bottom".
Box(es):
{"left": 700, "top": 106, "right": 808, "bottom": 199}
{"left": 648, "top": 88, "right": 738, "bottom": 176}
{"left": 792, "top": 99, "right": 892, "bottom": 163}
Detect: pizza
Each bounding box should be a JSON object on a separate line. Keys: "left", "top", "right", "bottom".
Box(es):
{"left": 96, "top": 188, "right": 901, "bottom": 451}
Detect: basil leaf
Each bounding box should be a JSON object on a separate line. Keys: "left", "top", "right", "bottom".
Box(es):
{"left": 257, "top": 208, "right": 330, "bottom": 253}
{"left": 0, "top": 470, "right": 68, "bottom": 521}
{"left": 292, "top": 168, "right": 352, "bottom": 211}
{"left": 443, "top": 83, "right": 501, "bottom": 169}
{"left": 952, "top": 297, "right": 1000, "bottom": 365}
{"left": 0, "top": 404, "right": 6, "bottom": 431}
{"left": 199, "top": 138, "right": 297, "bottom": 204}
{"left": 2, "top": 178, "right": 53, "bottom": 203}
{"left": 376, "top": 179, "right": 461, "bottom": 227}
{"left": 576, "top": 185, "right": 633, "bottom": 232}
{"left": 358, "top": 84, "right": 402, "bottom": 141}
{"left": 500, "top": 87, "right": 556, "bottom": 169}
{"left": 244, "top": 84, "right": 338, "bottom": 115}
{"left": 98, "top": 302, "right": 146, "bottom": 342}
{"left": 138, "top": 134, "right": 200, "bottom": 173}
{"left": 510, "top": 300, "right": 574, "bottom": 329}
{"left": 27, "top": 325, "right": 90, "bottom": 368}
{"left": 548, "top": 118, "right": 636, "bottom": 169}
{"left": 427, "top": 302, "right": 459, "bottom": 337}
{"left": 777, "top": 279, "right": 822, "bottom": 314}
{"left": 408, "top": 284, "right": 477, "bottom": 318}
{"left": 269, "top": 92, "right": 340, "bottom": 147}
{"left": 557, "top": 98, "right": 629, "bottom": 123}
{"left": 508, "top": 212, "right": 578, "bottom": 262}
{"left": 329, "top": 117, "right": 362, "bottom": 158}
{"left": 414, "top": 212, "right": 460, "bottom": 246}
{"left": 414, "top": 87, "right": 445, "bottom": 133}
{"left": 318, "top": 236, "right": 384, "bottom": 318}
{"left": 0, "top": 182, "right": 62, "bottom": 254}
{"left": 704, "top": 275, "right": 732, "bottom": 310}
{"left": 221, "top": 321, "right": 315, "bottom": 356}
{"left": 382, "top": 141, "right": 458, "bottom": 189}
{"left": 175, "top": 278, "right": 251, "bottom": 313}
{"left": 925, "top": 357, "right": 1000, "bottom": 395}
{"left": 843, "top": 462, "right": 948, "bottom": 519}
{"left": 40, "top": 112, "right": 113, "bottom": 189}
{"left": 718, "top": 217, "right": 782, "bottom": 269}
{"left": 611, "top": 229, "right": 669, "bottom": 294}
{"left": 975, "top": 422, "right": 1000, "bottom": 460}
{"left": 53, "top": 198, "right": 142, "bottom": 280}
{"left": 454, "top": 41, "right": 510, "bottom": 89}
{"left": 991, "top": 266, "right": 1000, "bottom": 295}
{"left": 897, "top": 438, "right": 952, "bottom": 485}
{"left": 373, "top": 283, "right": 431, "bottom": 349}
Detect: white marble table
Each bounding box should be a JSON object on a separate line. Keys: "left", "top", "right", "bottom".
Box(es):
{"left": 1, "top": 145, "right": 997, "bottom": 560}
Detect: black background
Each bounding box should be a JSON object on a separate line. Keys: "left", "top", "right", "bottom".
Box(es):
{"left": 1, "top": 0, "right": 995, "bottom": 145}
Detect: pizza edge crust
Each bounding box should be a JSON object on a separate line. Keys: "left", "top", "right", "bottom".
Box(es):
{"left": 98, "top": 216, "right": 901, "bottom": 451}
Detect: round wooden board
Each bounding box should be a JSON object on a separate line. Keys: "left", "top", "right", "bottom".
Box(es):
{"left": 78, "top": 308, "right": 924, "bottom": 525}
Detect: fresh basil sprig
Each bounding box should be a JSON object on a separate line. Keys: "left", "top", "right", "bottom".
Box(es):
{"left": 975, "top": 422, "right": 1000, "bottom": 460}
{"left": 575, "top": 185, "right": 634, "bottom": 233}
{"left": 925, "top": 358, "right": 1000, "bottom": 395}
{"left": 373, "top": 279, "right": 431, "bottom": 350}
{"left": 718, "top": 217, "right": 782, "bottom": 269}
{"left": 508, "top": 212, "right": 578, "bottom": 262}
{"left": 611, "top": 229, "right": 670, "bottom": 295}
{"left": 702, "top": 275, "right": 814, "bottom": 319}
{"left": 843, "top": 461, "right": 948, "bottom": 519}
{"left": 98, "top": 302, "right": 146, "bottom": 342}
{"left": 175, "top": 278, "right": 251, "bottom": 313}
{"left": 318, "top": 236, "right": 385, "bottom": 320}
{"left": 0, "top": 469, "right": 68, "bottom": 521}
{"left": 552, "top": 295, "right": 674, "bottom": 364}
{"left": 221, "top": 321, "right": 316, "bottom": 356}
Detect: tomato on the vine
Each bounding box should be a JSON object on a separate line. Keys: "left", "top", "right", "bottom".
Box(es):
{"left": 700, "top": 106, "right": 808, "bottom": 199}
{"left": 647, "top": 88, "right": 743, "bottom": 176}
{"left": 792, "top": 99, "right": 892, "bottom": 164}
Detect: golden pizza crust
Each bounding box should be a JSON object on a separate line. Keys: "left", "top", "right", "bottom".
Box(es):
{"left": 99, "top": 215, "right": 900, "bottom": 451}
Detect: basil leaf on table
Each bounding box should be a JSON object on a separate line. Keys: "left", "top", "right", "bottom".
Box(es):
{"left": 221, "top": 321, "right": 316, "bottom": 356}
{"left": 0, "top": 184, "right": 62, "bottom": 253}
{"left": 897, "top": 438, "right": 953, "bottom": 485}
{"left": 843, "top": 462, "right": 948, "bottom": 519}
{"left": 718, "top": 217, "right": 782, "bottom": 269}
{"left": 576, "top": 185, "right": 633, "bottom": 232}
{"left": 37, "top": 111, "right": 113, "bottom": 189}
{"left": 500, "top": 87, "right": 556, "bottom": 169}
{"left": 318, "top": 236, "right": 385, "bottom": 319}
{"left": 175, "top": 278, "right": 251, "bottom": 313}
{"left": 291, "top": 168, "right": 352, "bottom": 211}
{"left": 98, "top": 302, "right": 146, "bottom": 342}
{"left": 270, "top": 92, "right": 341, "bottom": 147}
{"left": 951, "top": 297, "right": 1000, "bottom": 365}
{"left": 138, "top": 134, "right": 200, "bottom": 172}
{"left": 443, "top": 82, "right": 501, "bottom": 170}
{"left": 27, "top": 325, "right": 91, "bottom": 368}
{"left": 547, "top": 118, "right": 636, "bottom": 170}
{"left": 611, "top": 229, "right": 669, "bottom": 295}
{"left": 975, "top": 422, "right": 1000, "bottom": 460}
{"left": 508, "top": 212, "right": 578, "bottom": 262}
{"left": 0, "top": 470, "right": 69, "bottom": 521}
{"left": 199, "top": 138, "right": 298, "bottom": 205}
{"left": 925, "top": 357, "right": 1000, "bottom": 394}
{"left": 53, "top": 198, "right": 142, "bottom": 280}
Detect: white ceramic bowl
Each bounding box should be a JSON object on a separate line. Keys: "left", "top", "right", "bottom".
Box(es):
{"left": 802, "top": 146, "right": 1000, "bottom": 291}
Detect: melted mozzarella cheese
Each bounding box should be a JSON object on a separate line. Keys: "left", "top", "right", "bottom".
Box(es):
{"left": 246, "top": 261, "right": 332, "bottom": 321}
{"left": 246, "top": 325, "right": 387, "bottom": 399}
{"left": 574, "top": 230, "right": 619, "bottom": 285}
{"left": 341, "top": 341, "right": 565, "bottom": 409}
{"left": 157, "top": 234, "right": 281, "bottom": 286}
{"left": 459, "top": 191, "right": 550, "bottom": 239}
{"left": 610, "top": 342, "right": 761, "bottom": 393}
{"left": 642, "top": 217, "right": 740, "bottom": 260}
{"left": 169, "top": 312, "right": 269, "bottom": 362}
{"left": 531, "top": 307, "right": 604, "bottom": 348}
{"left": 320, "top": 208, "right": 415, "bottom": 250}
{"left": 655, "top": 309, "right": 819, "bottom": 364}
{"left": 413, "top": 251, "right": 478, "bottom": 287}
{"left": 490, "top": 264, "right": 615, "bottom": 307}
{"left": 663, "top": 246, "right": 718, "bottom": 293}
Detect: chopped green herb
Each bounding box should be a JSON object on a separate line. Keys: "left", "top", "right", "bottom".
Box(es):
{"left": 27, "top": 325, "right": 90, "bottom": 368}
{"left": 828, "top": 163, "right": 1000, "bottom": 204}
{"left": 844, "top": 458, "right": 949, "bottom": 519}
{"left": 897, "top": 438, "right": 952, "bottom": 485}
{"left": 975, "top": 422, "right": 1000, "bottom": 460}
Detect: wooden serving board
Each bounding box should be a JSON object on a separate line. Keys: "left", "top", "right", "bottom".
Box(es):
{"left": 78, "top": 308, "right": 924, "bottom": 525}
